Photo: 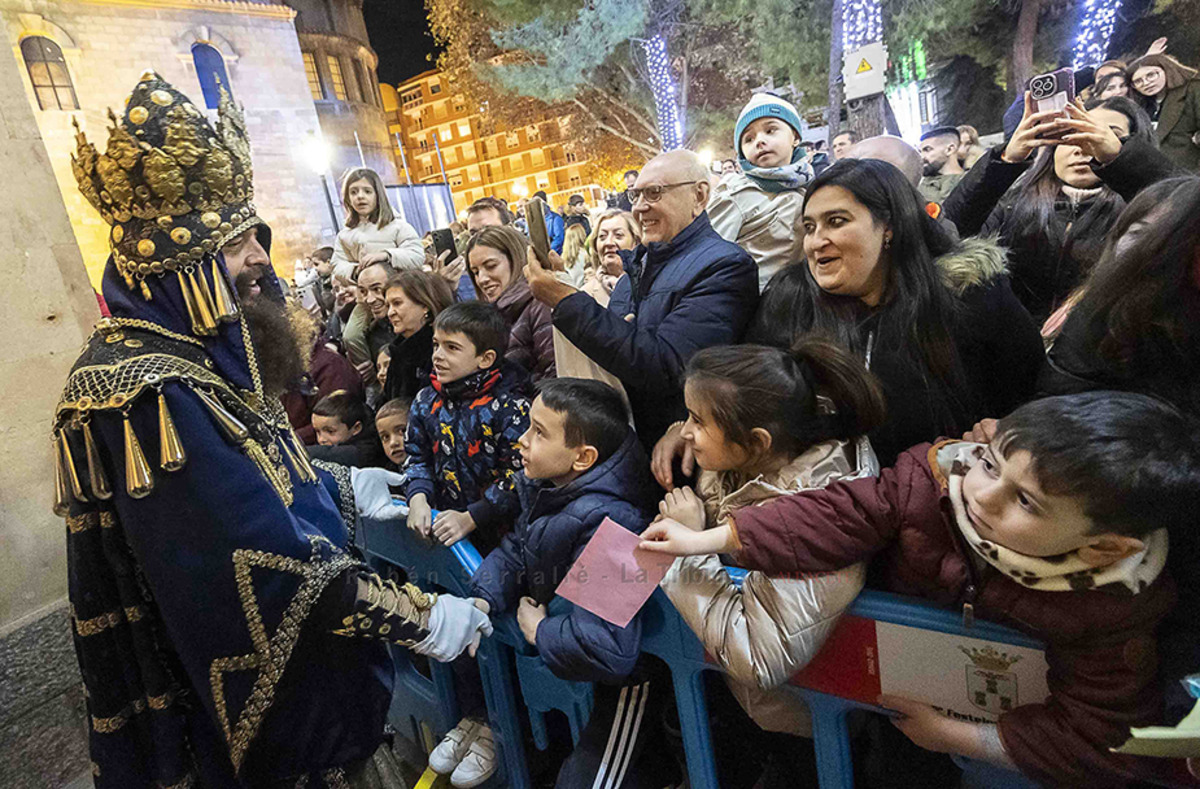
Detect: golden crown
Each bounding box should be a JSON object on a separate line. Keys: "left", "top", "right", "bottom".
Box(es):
{"left": 959, "top": 645, "right": 1023, "bottom": 672}
{"left": 71, "top": 71, "right": 260, "bottom": 297}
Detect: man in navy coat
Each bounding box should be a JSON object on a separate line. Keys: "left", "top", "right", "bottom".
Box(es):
{"left": 524, "top": 150, "right": 758, "bottom": 450}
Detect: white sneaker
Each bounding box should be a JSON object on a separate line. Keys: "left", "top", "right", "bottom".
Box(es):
{"left": 449, "top": 723, "right": 496, "bottom": 788}
{"left": 428, "top": 718, "right": 482, "bottom": 775}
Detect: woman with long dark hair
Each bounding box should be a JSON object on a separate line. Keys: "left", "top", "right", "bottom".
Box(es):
{"left": 1041, "top": 175, "right": 1200, "bottom": 412}
{"left": 466, "top": 225, "right": 556, "bottom": 382}
{"left": 1041, "top": 175, "right": 1200, "bottom": 731}
{"left": 654, "top": 159, "right": 1042, "bottom": 480}
{"left": 943, "top": 94, "right": 1172, "bottom": 322}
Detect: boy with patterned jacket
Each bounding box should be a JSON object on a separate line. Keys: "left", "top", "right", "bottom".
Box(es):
{"left": 404, "top": 302, "right": 530, "bottom": 555}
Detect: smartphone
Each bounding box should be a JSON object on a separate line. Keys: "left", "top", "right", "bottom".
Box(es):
{"left": 1029, "top": 67, "right": 1075, "bottom": 115}
{"left": 526, "top": 197, "right": 552, "bottom": 267}
{"left": 430, "top": 227, "right": 456, "bottom": 260}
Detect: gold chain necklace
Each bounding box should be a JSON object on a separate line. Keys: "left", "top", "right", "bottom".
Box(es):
{"left": 106, "top": 317, "right": 206, "bottom": 348}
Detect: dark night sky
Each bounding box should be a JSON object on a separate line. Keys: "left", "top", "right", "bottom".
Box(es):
{"left": 362, "top": 0, "right": 442, "bottom": 86}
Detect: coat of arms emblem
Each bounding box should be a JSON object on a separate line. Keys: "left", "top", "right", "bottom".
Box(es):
{"left": 961, "top": 645, "right": 1022, "bottom": 715}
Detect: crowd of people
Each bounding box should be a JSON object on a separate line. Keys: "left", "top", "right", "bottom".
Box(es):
{"left": 54, "top": 42, "right": 1200, "bottom": 789}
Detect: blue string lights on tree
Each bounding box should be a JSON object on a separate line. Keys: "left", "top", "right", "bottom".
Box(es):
{"left": 843, "top": 0, "right": 883, "bottom": 51}
{"left": 643, "top": 34, "right": 682, "bottom": 150}
{"left": 1072, "top": 0, "right": 1123, "bottom": 69}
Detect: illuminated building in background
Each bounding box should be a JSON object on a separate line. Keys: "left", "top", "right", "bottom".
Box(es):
{"left": 381, "top": 69, "right": 605, "bottom": 214}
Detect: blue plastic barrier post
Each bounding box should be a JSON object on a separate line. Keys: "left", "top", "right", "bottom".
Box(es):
{"left": 358, "top": 517, "right": 532, "bottom": 789}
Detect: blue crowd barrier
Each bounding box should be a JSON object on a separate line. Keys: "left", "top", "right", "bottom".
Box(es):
{"left": 361, "top": 515, "right": 1041, "bottom": 788}
{"left": 358, "top": 517, "right": 530, "bottom": 789}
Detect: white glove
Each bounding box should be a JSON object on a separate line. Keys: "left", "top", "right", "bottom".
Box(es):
{"left": 412, "top": 595, "right": 494, "bottom": 662}
{"left": 350, "top": 467, "right": 408, "bottom": 521}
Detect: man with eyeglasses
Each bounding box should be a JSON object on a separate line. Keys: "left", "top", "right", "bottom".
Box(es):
{"left": 523, "top": 149, "right": 758, "bottom": 455}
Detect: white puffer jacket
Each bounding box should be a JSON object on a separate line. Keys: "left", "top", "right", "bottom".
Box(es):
{"left": 661, "top": 439, "right": 875, "bottom": 735}
{"left": 331, "top": 218, "right": 424, "bottom": 282}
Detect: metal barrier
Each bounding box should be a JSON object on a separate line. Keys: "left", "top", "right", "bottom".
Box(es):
{"left": 360, "top": 516, "right": 1042, "bottom": 788}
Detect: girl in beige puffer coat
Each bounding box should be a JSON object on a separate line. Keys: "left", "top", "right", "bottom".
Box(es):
{"left": 658, "top": 339, "right": 884, "bottom": 735}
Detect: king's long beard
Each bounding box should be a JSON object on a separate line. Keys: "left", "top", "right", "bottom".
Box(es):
{"left": 242, "top": 295, "right": 307, "bottom": 399}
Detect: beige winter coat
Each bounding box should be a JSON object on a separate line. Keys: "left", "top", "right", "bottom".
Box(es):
{"left": 707, "top": 172, "right": 804, "bottom": 292}
{"left": 660, "top": 440, "right": 872, "bottom": 735}
{"left": 331, "top": 219, "right": 424, "bottom": 282}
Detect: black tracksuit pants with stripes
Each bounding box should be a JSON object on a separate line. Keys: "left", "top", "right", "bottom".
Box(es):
{"left": 555, "top": 673, "right": 676, "bottom": 789}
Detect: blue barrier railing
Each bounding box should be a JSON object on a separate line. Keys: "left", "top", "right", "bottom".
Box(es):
{"left": 360, "top": 517, "right": 1042, "bottom": 789}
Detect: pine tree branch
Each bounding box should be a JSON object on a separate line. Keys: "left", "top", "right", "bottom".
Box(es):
{"left": 571, "top": 97, "right": 661, "bottom": 156}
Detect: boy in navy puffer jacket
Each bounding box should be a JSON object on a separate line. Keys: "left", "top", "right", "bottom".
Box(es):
{"left": 469, "top": 379, "right": 676, "bottom": 789}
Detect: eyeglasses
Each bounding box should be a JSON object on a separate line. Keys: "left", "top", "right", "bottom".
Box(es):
{"left": 627, "top": 181, "right": 699, "bottom": 205}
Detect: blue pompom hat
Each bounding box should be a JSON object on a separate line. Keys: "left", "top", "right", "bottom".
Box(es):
{"left": 734, "top": 93, "right": 804, "bottom": 169}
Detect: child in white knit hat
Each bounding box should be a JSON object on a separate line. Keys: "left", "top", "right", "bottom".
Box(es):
{"left": 709, "top": 92, "right": 813, "bottom": 291}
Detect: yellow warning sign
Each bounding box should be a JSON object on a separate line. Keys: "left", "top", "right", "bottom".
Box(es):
{"left": 857, "top": 58, "right": 873, "bottom": 73}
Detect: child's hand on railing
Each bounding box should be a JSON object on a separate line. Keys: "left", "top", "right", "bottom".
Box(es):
{"left": 658, "top": 486, "right": 706, "bottom": 531}
{"left": 517, "top": 596, "right": 547, "bottom": 646}
{"left": 407, "top": 493, "right": 433, "bottom": 538}
{"left": 640, "top": 520, "right": 735, "bottom": 557}
{"left": 433, "top": 509, "right": 476, "bottom": 546}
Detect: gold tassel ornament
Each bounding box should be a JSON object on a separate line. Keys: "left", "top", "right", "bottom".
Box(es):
{"left": 187, "top": 267, "right": 219, "bottom": 335}
{"left": 157, "top": 392, "right": 187, "bottom": 472}
{"left": 289, "top": 431, "right": 318, "bottom": 483}
{"left": 194, "top": 388, "right": 249, "bottom": 443}
{"left": 280, "top": 434, "right": 317, "bottom": 484}
{"left": 176, "top": 270, "right": 204, "bottom": 336}
{"left": 210, "top": 259, "right": 240, "bottom": 323}
{"left": 53, "top": 432, "right": 73, "bottom": 516}
{"left": 58, "top": 429, "right": 88, "bottom": 503}
{"left": 122, "top": 414, "right": 154, "bottom": 499}
{"left": 81, "top": 420, "right": 113, "bottom": 500}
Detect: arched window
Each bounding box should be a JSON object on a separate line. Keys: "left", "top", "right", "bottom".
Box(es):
{"left": 21, "top": 36, "right": 77, "bottom": 111}
{"left": 192, "top": 43, "right": 231, "bottom": 109}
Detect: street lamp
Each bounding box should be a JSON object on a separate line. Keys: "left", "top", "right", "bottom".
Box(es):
{"left": 300, "top": 131, "right": 339, "bottom": 232}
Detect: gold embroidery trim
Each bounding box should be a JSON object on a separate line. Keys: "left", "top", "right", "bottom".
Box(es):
{"left": 90, "top": 688, "right": 178, "bottom": 734}
{"left": 57, "top": 352, "right": 294, "bottom": 505}
{"left": 72, "top": 604, "right": 148, "bottom": 637}
{"left": 67, "top": 512, "right": 99, "bottom": 533}
{"left": 92, "top": 697, "right": 145, "bottom": 733}
{"left": 209, "top": 539, "right": 355, "bottom": 771}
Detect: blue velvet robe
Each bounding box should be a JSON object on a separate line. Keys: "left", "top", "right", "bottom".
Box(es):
{"left": 56, "top": 231, "right": 395, "bottom": 787}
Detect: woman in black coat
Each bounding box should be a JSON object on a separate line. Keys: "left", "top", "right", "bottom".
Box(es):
{"left": 381, "top": 269, "right": 454, "bottom": 403}
{"left": 747, "top": 159, "right": 1043, "bottom": 467}
{"left": 942, "top": 95, "right": 1171, "bottom": 323}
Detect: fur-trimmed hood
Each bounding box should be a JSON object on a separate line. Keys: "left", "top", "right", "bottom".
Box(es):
{"left": 934, "top": 235, "right": 1009, "bottom": 296}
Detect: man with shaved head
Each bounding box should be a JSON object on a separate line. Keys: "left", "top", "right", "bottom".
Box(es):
{"left": 917, "top": 126, "right": 967, "bottom": 203}
{"left": 524, "top": 149, "right": 758, "bottom": 448}
{"left": 845, "top": 134, "right": 961, "bottom": 235}
{"left": 845, "top": 134, "right": 926, "bottom": 187}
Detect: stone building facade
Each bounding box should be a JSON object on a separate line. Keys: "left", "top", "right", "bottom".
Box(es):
{"left": 382, "top": 69, "right": 605, "bottom": 215}
{"left": 0, "top": 18, "right": 99, "bottom": 785}
{"left": 1, "top": 0, "right": 394, "bottom": 288}
{"left": 290, "top": 0, "right": 397, "bottom": 194}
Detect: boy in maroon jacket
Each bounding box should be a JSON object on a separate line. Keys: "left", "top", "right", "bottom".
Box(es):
{"left": 641, "top": 392, "right": 1200, "bottom": 787}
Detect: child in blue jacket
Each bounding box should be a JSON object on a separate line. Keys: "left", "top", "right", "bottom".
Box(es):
{"left": 404, "top": 302, "right": 530, "bottom": 556}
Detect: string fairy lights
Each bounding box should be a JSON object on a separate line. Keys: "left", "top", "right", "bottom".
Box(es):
{"left": 843, "top": 0, "right": 883, "bottom": 51}
{"left": 1072, "top": 0, "right": 1123, "bottom": 69}
{"left": 642, "top": 34, "right": 682, "bottom": 150}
